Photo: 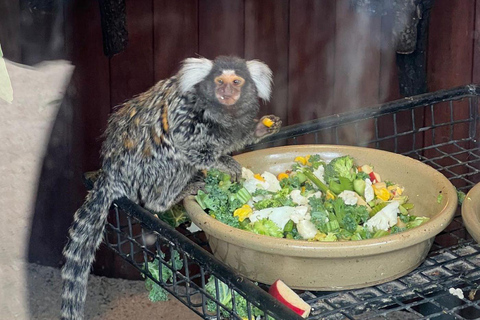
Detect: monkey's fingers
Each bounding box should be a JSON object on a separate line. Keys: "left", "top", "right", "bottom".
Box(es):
{"left": 256, "top": 115, "right": 282, "bottom": 138}
{"left": 216, "top": 155, "right": 242, "bottom": 181}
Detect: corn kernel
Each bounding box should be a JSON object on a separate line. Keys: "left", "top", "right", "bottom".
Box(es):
{"left": 277, "top": 172, "right": 289, "bottom": 181}
{"left": 262, "top": 117, "right": 274, "bottom": 128}
{"left": 254, "top": 173, "right": 265, "bottom": 182}
{"left": 233, "top": 204, "right": 253, "bottom": 222}
{"left": 294, "top": 156, "right": 307, "bottom": 165}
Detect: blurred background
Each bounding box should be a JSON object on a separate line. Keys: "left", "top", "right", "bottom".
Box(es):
{"left": 0, "top": 0, "right": 477, "bottom": 318}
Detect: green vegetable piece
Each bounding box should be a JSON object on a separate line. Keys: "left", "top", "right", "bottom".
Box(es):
{"left": 373, "top": 230, "right": 390, "bottom": 238}
{"left": 457, "top": 190, "right": 466, "bottom": 205}
{"left": 329, "top": 176, "right": 354, "bottom": 195}
{"left": 307, "top": 154, "right": 325, "bottom": 169}
{"left": 303, "top": 169, "right": 330, "bottom": 193}
{"left": 285, "top": 233, "right": 294, "bottom": 239}
{"left": 325, "top": 220, "right": 340, "bottom": 233}
{"left": 369, "top": 202, "right": 388, "bottom": 217}
{"left": 353, "top": 179, "right": 366, "bottom": 196}
{"left": 337, "top": 229, "right": 353, "bottom": 240}
{"left": 251, "top": 218, "right": 284, "bottom": 238}
{"left": 437, "top": 193, "right": 444, "bottom": 204}
{"left": 398, "top": 204, "right": 408, "bottom": 215}
{"left": 205, "top": 276, "right": 264, "bottom": 318}
{"left": 284, "top": 219, "right": 294, "bottom": 232}
{"left": 351, "top": 233, "right": 363, "bottom": 241}
{"left": 321, "top": 233, "right": 338, "bottom": 242}
{"left": 294, "top": 172, "right": 307, "bottom": 184}
{"left": 156, "top": 204, "right": 190, "bottom": 228}
{"left": 402, "top": 203, "right": 414, "bottom": 210}
{"left": 324, "top": 155, "right": 356, "bottom": 184}
{"left": 390, "top": 225, "right": 406, "bottom": 234}
{"left": 406, "top": 216, "right": 430, "bottom": 229}
{"left": 355, "top": 171, "right": 369, "bottom": 180}
{"left": 143, "top": 250, "right": 184, "bottom": 302}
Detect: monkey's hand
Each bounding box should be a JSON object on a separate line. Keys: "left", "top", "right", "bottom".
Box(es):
{"left": 215, "top": 155, "right": 242, "bottom": 181}
{"left": 255, "top": 115, "right": 282, "bottom": 138}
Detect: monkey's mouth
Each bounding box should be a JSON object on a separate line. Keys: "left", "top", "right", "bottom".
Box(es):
{"left": 216, "top": 93, "right": 239, "bottom": 106}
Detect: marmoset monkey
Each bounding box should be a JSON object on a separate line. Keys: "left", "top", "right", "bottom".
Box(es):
{"left": 61, "top": 56, "right": 281, "bottom": 320}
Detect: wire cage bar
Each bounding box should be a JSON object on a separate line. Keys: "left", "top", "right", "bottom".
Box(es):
{"left": 99, "top": 85, "right": 480, "bottom": 319}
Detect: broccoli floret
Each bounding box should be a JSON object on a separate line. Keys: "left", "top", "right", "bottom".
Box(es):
{"left": 457, "top": 189, "right": 466, "bottom": 205}
{"left": 143, "top": 251, "right": 184, "bottom": 302}
{"left": 324, "top": 156, "right": 356, "bottom": 184}
{"left": 307, "top": 154, "right": 326, "bottom": 169}
{"left": 355, "top": 171, "right": 370, "bottom": 180}
{"left": 279, "top": 174, "right": 303, "bottom": 191}
{"left": 309, "top": 197, "right": 329, "bottom": 229}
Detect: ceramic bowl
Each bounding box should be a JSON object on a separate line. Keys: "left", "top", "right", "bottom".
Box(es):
{"left": 461, "top": 183, "right": 480, "bottom": 243}
{"left": 183, "top": 145, "right": 458, "bottom": 290}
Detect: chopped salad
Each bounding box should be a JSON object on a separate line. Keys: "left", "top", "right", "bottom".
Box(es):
{"left": 195, "top": 154, "right": 429, "bottom": 241}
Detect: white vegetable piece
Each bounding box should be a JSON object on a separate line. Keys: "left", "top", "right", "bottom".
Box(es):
{"left": 289, "top": 206, "right": 310, "bottom": 224}
{"left": 297, "top": 220, "right": 318, "bottom": 239}
{"left": 364, "top": 179, "right": 374, "bottom": 203}
{"left": 312, "top": 165, "right": 326, "bottom": 184}
{"left": 242, "top": 167, "right": 255, "bottom": 180}
{"left": 290, "top": 189, "right": 309, "bottom": 205}
{"left": 262, "top": 171, "right": 282, "bottom": 192}
{"left": 310, "top": 191, "right": 322, "bottom": 199}
{"left": 364, "top": 201, "right": 400, "bottom": 231}
{"left": 186, "top": 222, "right": 202, "bottom": 233}
{"left": 448, "top": 288, "right": 464, "bottom": 299}
{"left": 338, "top": 190, "right": 358, "bottom": 206}
{"left": 243, "top": 170, "right": 281, "bottom": 194}
{"left": 249, "top": 208, "right": 274, "bottom": 223}
{"left": 249, "top": 206, "right": 309, "bottom": 230}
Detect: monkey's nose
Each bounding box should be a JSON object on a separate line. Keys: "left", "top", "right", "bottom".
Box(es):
{"left": 223, "top": 84, "right": 234, "bottom": 95}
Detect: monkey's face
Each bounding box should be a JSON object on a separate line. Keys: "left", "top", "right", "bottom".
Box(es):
{"left": 214, "top": 70, "right": 245, "bottom": 106}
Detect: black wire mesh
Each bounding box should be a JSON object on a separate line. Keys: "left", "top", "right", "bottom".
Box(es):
{"left": 101, "top": 85, "right": 480, "bottom": 320}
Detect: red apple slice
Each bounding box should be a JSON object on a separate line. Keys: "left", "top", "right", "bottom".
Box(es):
{"left": 268, "top": 279, "right": 311, "bottom": 318}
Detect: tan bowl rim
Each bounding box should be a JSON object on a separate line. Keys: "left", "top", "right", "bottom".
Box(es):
{"left": 184, "top": 145, "right": 458, "bottom": 258}
{"left": 461, "top": 183, "right": 480, "bottom": 239}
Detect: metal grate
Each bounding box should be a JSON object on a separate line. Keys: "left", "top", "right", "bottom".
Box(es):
{"left": 101, "top": 85, "right": 480, "bottom": 320}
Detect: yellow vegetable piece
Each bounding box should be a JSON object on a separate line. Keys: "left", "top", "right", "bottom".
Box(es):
{"left": 277, "top": 172, "right": 289, "bottom": 181}
{"left": 313, "top": 232, "right": 327, "bottom": 241}
{"left": 374, "top": 187, "right": 391, "bottom": 201}
{"left": 294, "top": 156, "right": 307, "bottom": 165}
{"left": 326, "top": 190, "right": 336, "bottom": 200}
{"left": 254, "top": 173, "right": 265, "bottom": 182}
{"left": 301, "top": 186, "right": 306, "bottom": 193}
{"left": 262, "top": 117, "right": 274, "bottom": 128}
{"left": 388, "top": 185, "right": 404, "bottom": 196}
{"left": 233, "top": 204, "right": 253, "bottom": 222}
{"left": 305, "top": 154, "right": 312, "bottom": 166}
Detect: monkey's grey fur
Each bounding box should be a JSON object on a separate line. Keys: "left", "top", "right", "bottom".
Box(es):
{"left": 60, "top": 56, "right": 281, "bottom": 320}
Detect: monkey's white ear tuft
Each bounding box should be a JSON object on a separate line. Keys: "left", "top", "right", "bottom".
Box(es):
{"left": 178, "top": 58, "right": 213, "bottom": 94}
{"left": 246, "top": 60, "right": 273, "bottom": 102}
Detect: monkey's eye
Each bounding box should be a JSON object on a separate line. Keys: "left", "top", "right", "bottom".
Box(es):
{"left": 232, "top": 78, "right": 244, "bottom": 86}
{"left": 216, "top": 78, "right": 224, "bottom": 85}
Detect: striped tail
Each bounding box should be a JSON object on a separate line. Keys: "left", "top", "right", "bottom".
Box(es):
{"left": 61, "top": 175, "right": 119, "bottom": 320}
